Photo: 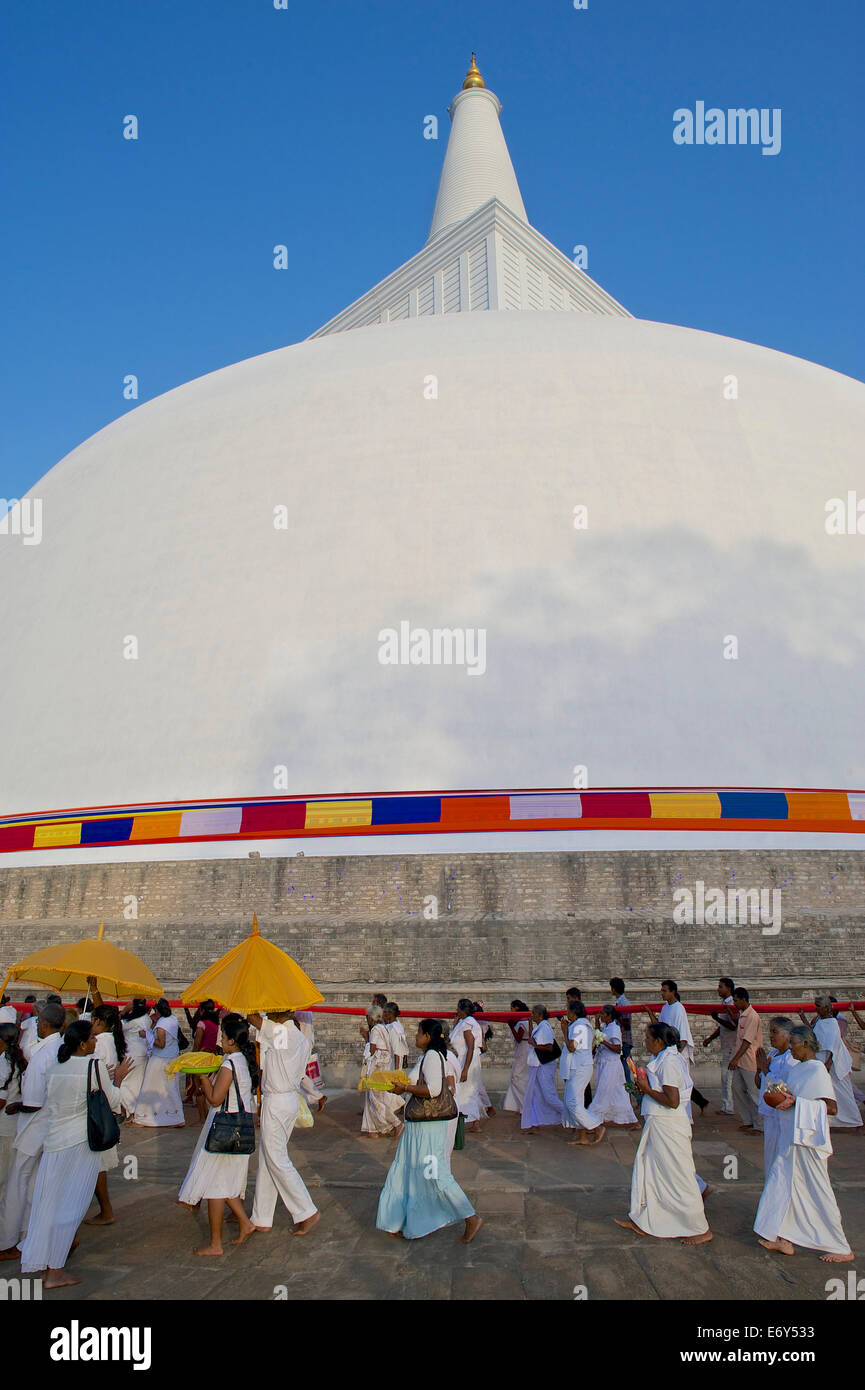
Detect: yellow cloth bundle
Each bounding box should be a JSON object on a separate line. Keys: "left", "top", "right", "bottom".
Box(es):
{"left": 296, "top": 1095, "right": 314, "bottom": 1128}
{"left": 358, "top": 1068, "right": 410, "bottom": 1092}
{"left": 165, "top": 1051, "right": 223, "bottom": 1076}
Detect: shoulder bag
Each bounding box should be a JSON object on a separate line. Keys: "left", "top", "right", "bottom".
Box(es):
{"left": 404, "top": 1050, "right": 458, "bottom": 1122}
{"left": 86, "top": 1059, "right": 121, "bottom": 1152}
{"left": 205, "top": 1061, "right": 256, "bottom": 1155}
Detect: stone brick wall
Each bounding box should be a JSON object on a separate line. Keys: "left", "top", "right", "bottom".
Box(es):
{"left": 1, "top": 849, "right": 863, "bottom": 1083}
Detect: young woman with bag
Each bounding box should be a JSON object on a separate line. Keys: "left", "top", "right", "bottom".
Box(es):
{"left": 177, "top": 1016, "right": 257, "bottom": 1256}
{"left": 377, "top": 1018, "right": 482, "bottom": 1243}
{"left": 18, "top": 1020, "right": 130, "bottom": 1289}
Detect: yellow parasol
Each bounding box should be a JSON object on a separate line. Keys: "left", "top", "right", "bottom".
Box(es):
{"left": 180, "top": 915, "right": 324, "bottom": 1014}
{"left": 0, "top": 922, "right": 163, "bottom": 1000}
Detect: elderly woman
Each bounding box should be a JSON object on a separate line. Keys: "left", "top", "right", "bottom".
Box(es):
{"left": 615, "top": 1022, "right": 712, "bottom": 1246}
{"left": 361, "top": 1007, "right": 400, "bottom": 1138}
{"left": 18, "top": 1020, "right": 130, "bottom": 1289}
{"left": 754, "top": 1024, "right": 853, "bottom": 1262}
{"left": 755, "top": 1016, "right": 799, "bottom": 1174}
{"left": 521, "top": 1005, "right": 564, "bottom": 1134}
{"left": 799, "top": 996, "right": 862, "bottom": 1129}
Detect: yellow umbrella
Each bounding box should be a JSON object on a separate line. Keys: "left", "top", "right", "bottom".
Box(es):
{"left": 0, "top": 922, "right": 163, "bottom": 1000}
{"left": 181, "top": 915, "right": 323, "bottom": 1014}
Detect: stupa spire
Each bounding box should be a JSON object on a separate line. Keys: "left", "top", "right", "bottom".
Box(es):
{"left": 427, "top": 56, "right": 528, "bottom": 242}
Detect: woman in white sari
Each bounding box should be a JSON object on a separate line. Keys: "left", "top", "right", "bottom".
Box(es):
{"left": 451, "top": 1000, "right": 486, "bottom": 1132}
{"left": 802, "top": 997, "right": 862, "bottom": 1129}
{"left": 119, "top": 1000, "right": 152, "bottom": 1117}
{"left": 561, "top": 1002, "right": 601, "bottom": 1143}
{"left": 521, "top": 1005, "right": 564, "bottom": 1133}
{"left": 503, "top": 1000, "right": 532, "bottom": 1113}
{"left": 754, "top": 1025, "right": 853, "bottom": 1262}
{"left": 361, "top": 1016, "right": 401, "bottom": 1137}
{"left": 586, "top": 1005, "right": 638, "bottom": 1128}
{"left": 18, "top": 1021, "right": 129, "bottom": 1289}
{"left": 615, "top": 1022, "right": 712, "bottom": 1246}
{"left": 755, "top": 1016, "right": 798, "bottom": 1174}
{"left": 132, "top": 999, "right": 185, "bottom": 1128}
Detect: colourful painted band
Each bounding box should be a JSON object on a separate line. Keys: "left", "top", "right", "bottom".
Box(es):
{"left": 0, "top": 788, "right": 862, "bottom": 854}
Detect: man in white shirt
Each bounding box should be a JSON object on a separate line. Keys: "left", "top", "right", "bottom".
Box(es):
{"left": 645, "top": 980, "right": 709, "bottom": 1114}
{"left": 0, "top": 1002, "right": 65, "bottom": 1256}
{"left": 246, "top": 1009, "right": 320, "bottom": 1237}
{"left": 703, "top": 977, "right": 739, "bottom": 1115}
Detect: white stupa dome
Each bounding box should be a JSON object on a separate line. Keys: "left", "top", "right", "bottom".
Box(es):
{"left": 2, "top": 59, "right": 864, "bottom": 859}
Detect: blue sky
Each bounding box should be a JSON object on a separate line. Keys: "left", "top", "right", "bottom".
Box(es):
{"left": 2, "top": 0, "right": 863, "bottom": 501}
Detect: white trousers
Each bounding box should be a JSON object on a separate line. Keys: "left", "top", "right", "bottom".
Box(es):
{"left": 0, "top": 1148, "right": 39, "bottom": 1249}
{"left": 251, "top": 1092, "right": 317, "bottom": 1228}
{"left": 719, "top": 1050, "right": 735, "bottom": 1111}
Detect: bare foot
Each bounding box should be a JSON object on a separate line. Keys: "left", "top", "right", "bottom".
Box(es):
{"left": 291, "top": 1212, "right": 321, "bottom": 1237}
{"left": 486, "top": 1107, "right": 496, "bottom": 1117}
{"left": 84, "top": 1212, "right": 114, "bottom": 1226}
{"left": 44, "top": 1269, "right": 82, "bottom": 1289}
{"left": 231, "top": 1223, "right": 256, "bottom": 1246}
{"left": 194, "top": 1243, "right": 223, "bottom": 1257}
{"left": 588, "top": 1125, "right": 606, "bottom": 1145}
{"left": 681, "top": 1230, "right": 713, "bottom": 1246}
{"left": 820, "top": 1251, "right": 854, "bottom": 1262}
{"left": 758, "top": 1237, "right": 795, "bottom": 1256}
{"left": 737, "top": 1124, "right": 752, "bottom": 1131}
{"left": 460, "top": 1215, "right": 483, "bottom": 1244}
{"left": 468, "top": 1122, "right": 483, "bottom": 1133}
{"left": 251, "top": 1225, "right": 271, "bottom": 1233}
{"left": 387, "top": 1230, "right": 404, "bottom": 1239}
{"left": 176, "top": 1200, "right": 199, "bottom": 1213}
{"left": 614, "top": 1217, "right": 648, "bottom": 1236}
{"left": 567, "top": 1137, "right": 591, "bottom": 1145}
{"left": 317, "top": 1096, "right": 327, "bottom": 1112}
{"left": 0, "top": 1248, "right": 21, "bottom": 1262}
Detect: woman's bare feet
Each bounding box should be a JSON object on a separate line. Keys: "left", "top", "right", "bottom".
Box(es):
{"left": 681, "top": 1230, "right": 713, "bottom": 1246}
{"left": 84, "top": 1212, "right": 114, "bottom": 1226}
{"left": 460, "top": 1215, "right": 483, "bottom": 1244}
{"left": 44, "top": 1268, "right": 82, "bottom": 1289}
{"left": 820, "top": 1250, "right": 854, "bottom": 1262}
{"left": 587, "top": 1125, "right": 606, "bottom": 1145}
{"left": 231, "top": 1221, "right": 256, "bottom": 1246}
{"left": 193, "top": 1243, "right": 223, "bottom": 1257}
{"left": 758, "top": 1237, "right": 794, "bottom": 1256}
{"left": 614, "top": 1217, "right": 648, "bottom": 1236}
{"left": 291, "top": 1212, "right": 321, "bottom": 1237}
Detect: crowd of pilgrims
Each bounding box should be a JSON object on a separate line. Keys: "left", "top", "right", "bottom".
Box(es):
{"left": 0, "top": 973, "right": 861, "bottom": 1288}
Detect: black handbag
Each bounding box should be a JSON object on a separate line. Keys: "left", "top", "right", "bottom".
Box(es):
{"left": 541, "top": 1039, "right": 562, "bottom": 1064}
{"left": 205, "top": 1061, "right": 255, "bottom": 1155}
{"left": 404, "top": 1050, "right": 458, "bottom": 1122}
{"left": 86, "top": 1059, "right": 120, "bottom": 1152}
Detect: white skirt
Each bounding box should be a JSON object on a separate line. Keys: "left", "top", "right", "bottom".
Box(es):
{"left": 628, "top": 1112, "right": 706, "bottom": 1238}
{"left": 118, "top": 1052, "right": 149, "bottom": 1112}
{"left": 828, "top": 1067, "right": 862, "bottom": 1128}
{"left": 178, "top": 1106, "right": 250, "bottom": 1204}
{"left": 503, "top": 1042, "right": 531, "bottom": 1112}
{"left": 19, "top": 1142, "right": 100, "bottom": 1274}
{"left": 0, "top": 1134, "right": 14, "bottom": 1195}
{"left": 455, "top": 1054, "right": 486, "bottom": 1123}
{"left": 587, "top": 1053, "right": 636, "bottom": 1125}
{"left": 133, "top": 1056, "right": 185, "bottom": 1127}
{"left": 754, "top": 1140, "right": 850, "bottom": 1255}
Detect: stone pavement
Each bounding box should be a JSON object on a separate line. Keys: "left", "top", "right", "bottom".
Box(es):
{"left": 33, "top": 1084, "right": 864, "bottom": 1302}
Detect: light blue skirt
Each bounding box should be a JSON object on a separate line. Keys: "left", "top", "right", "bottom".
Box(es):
{"left": 376, "top": 1118, "right": 474, "bottom": 1239}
